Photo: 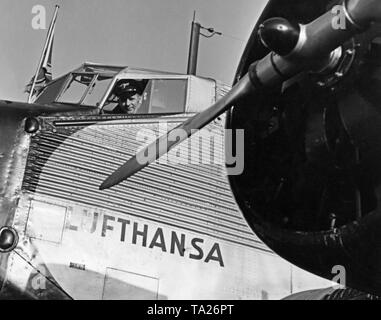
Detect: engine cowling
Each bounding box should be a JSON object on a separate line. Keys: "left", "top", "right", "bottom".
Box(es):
{"left": 227, "top": 0, "right": 381, "bottom": 296}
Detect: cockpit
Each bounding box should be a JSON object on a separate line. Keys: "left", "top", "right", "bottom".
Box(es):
{"left": 102, "top": 78, "right": 188, "bottom": 115}
{"left": 34, "top": 63, "right": 224, "bottom": 115}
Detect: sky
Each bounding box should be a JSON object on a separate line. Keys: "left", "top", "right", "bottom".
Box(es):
{"left": 0, "top": 0, "right": 268, "bottom": 101}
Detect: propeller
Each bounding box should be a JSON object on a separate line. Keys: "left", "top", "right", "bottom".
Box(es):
{"left": 100, "top": 0, "right": 381, "bottom": 190}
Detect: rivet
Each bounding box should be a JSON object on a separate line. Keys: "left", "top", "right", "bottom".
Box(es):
{"left": 25, "top": 117, "right": 40, "bottom": 134}
{"left": 0, "top": 227, "right": 19, "bottom": 253}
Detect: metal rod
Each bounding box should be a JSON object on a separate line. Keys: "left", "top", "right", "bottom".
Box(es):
{"left": 28, "top": 5, "right": 59, "bottom": 103}
{"left": 187, "top": 17, "right": 201, "bottom": 75}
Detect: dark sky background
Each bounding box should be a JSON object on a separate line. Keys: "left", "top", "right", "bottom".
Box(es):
{"left": 0, "top": 0, "right": 268, "bottom": 101}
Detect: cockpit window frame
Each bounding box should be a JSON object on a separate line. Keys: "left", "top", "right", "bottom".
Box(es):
{"left": 34, "top": 69, "right": 192, "bottom": 115}
{"left": 98, "top": 77, "right": 119, "bottom": 109}
{"left": 55, "top": 73, "right": 96, "bottom": 105}
{"left": 34, "top": 74, "right": 70, "bottom": 105}
{"left": 54, "top": 72, "right": 115, "bottom": 108}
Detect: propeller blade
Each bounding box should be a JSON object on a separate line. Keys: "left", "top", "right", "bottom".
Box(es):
{"left": 99, "top": 74, "right": 254, "bottom": 190}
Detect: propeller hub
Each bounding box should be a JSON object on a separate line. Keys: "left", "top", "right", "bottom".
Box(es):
{"left": 258, "top": 17, "right": 300, "bottom": 56}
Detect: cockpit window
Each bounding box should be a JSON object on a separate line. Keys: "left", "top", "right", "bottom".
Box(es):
{"left": 57, "top": 73, "right": 95, "bottom": 104}
{"left": 35, "top": 76, "right": 68, "bottom": 105}
{"left": 82, "top": 75, "right": 113, "bottom": 106}
{"left": 56, "top": 73, "right": 113, "bottom": 106}
{"left": 149, "top": 79, "right": 187, "bottom": 114}
{"left": 103, "top": 79, "right": 187, "bottom": 115}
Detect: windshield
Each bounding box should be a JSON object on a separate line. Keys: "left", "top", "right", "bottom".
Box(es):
{"left": 56, "top": 73, "right": 113, "bottom": 106}
{"left": 103, "top": 78, "right": 187, "bottom": 115}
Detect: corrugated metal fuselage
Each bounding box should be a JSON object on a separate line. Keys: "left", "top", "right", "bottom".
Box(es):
{"left": 0, "top": 109, "right": 332, "bottom": 299}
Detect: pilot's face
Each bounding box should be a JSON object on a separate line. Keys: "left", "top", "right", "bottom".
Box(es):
{"left": 120, "top": 94, "right": 142, "bottom": 114}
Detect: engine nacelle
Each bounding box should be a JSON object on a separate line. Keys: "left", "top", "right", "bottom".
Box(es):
{"left": 227, "top": 0, "right": 381, "bottom": 296}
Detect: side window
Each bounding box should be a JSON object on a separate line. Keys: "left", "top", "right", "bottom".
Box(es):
{"left": 149, "top": 79, "right": 187, "bottom": 114}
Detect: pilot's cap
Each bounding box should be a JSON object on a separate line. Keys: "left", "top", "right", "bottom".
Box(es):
{"left": 115, "top": 80, "right": 144, "bottom": 99}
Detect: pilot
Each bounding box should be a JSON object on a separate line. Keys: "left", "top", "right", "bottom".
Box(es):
{"left": 112, "top": 80, "right": 144, "bottom": 114}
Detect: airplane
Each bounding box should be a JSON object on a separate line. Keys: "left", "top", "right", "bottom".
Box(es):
{"left": 0, "top": 0, "right": 380, "bottom": 300}
{"left": 0, "top": 60, "right": 336, "bottom": 300}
